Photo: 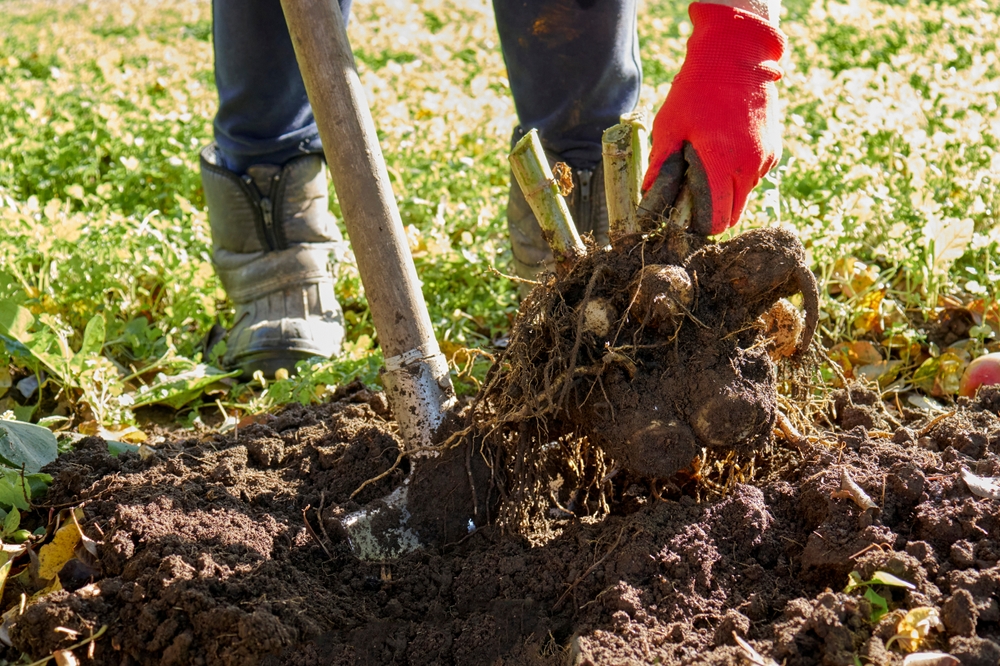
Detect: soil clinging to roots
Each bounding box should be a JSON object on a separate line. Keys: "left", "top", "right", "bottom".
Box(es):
{"left": 473, "top": 225, "right": 819, "bottom": 528}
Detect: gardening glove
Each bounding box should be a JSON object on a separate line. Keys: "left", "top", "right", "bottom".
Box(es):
{"left": 640, "top": 2, "right": 786, "bottom": 236}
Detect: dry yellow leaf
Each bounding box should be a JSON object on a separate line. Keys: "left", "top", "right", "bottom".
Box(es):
{"left": 38, "top": 522, "right": 82, "bottom": 582}
{"left": 853, "top": 288, "right": 886, "bottom": 335}
{"left": 29, "top": 576, "right": 63, "bottom": 604}
{"left": 888, "top": 607, "right": 944, "bottom": 652}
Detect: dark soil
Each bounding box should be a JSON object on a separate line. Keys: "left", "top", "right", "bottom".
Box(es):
{"left": 4, "top": 380, "right": 1000, "bottom": 665}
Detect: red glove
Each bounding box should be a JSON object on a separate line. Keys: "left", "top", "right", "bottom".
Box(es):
{"left": 641, "top": 3, "right": 786, "bottom": 236}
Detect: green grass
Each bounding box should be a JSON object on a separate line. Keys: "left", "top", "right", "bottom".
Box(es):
{"left": 1, "top": 0, "right": 1000, "bottom": 431}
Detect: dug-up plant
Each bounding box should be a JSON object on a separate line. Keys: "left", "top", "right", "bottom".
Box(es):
{"left": 471, "top": 127, "right": 819, "bottom": 528}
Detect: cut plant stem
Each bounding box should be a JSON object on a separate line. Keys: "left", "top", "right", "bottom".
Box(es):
{"left": 509, "top": 129, "right": 585, "bottom": 271}
{"left": 620, "top": 110, "right": 649, "bottom": 185}
{"left": 604, "top": 112, "right": 649, "bottom": 243}
{"left": 603, "top": 124, "right": 640, "bottom": 239}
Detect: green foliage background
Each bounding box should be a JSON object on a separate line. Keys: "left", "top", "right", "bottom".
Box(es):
{"left": 0, "top": 0, "right": 999, "bottom": 428}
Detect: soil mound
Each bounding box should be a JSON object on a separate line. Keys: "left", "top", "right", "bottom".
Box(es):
{"left": 4, "top": 384, "right": 1000, "bottom": 665}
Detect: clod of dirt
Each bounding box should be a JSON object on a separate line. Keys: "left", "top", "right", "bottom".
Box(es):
{"left": 474, "top": 225, "right": 818, "bottom": 525}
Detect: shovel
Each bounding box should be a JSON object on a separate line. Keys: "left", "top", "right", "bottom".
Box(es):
{"left": 279, "top": 0, "right": 463, "bottom": 559}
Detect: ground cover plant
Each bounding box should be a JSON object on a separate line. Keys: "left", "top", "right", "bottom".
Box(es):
{"left": 0, "top": 0, "right": 999, "bottom": 664}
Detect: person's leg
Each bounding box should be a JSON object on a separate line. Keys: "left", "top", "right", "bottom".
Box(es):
{"left": 211, "top": 0, "right": 353, "bottom": 172}
{"left": 493, "top": 0, "right": 640, "bottom": 284}
{"left": 202, "top": 0, "right": 353, "bottom": 377}
{"left": 494, "top": 0, "right": 641, "bottom": 169}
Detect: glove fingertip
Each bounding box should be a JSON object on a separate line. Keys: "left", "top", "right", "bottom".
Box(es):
{"left": 638, "top": 151, "right": 686, "bottom": 223}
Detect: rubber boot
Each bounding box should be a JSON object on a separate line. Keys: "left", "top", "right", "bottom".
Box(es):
{"left": 507, "top": 148, "right": 609, "bottom": 287}
{"left": 200, "top": 143, "right": 346, "bottom": 378}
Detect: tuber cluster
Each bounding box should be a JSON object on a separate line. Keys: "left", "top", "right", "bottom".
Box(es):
{"left": 472, "top": 127, "right": 819, "bottom": 525}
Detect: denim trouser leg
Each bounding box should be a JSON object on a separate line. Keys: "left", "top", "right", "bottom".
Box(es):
{"left": 493, "top": 0, "right": 641, "bottom": 169}
{"left": 211, "top": 0, "right": 352, "bottom": 173}
{"left": 212, "top": 0, "right": 637, "bottom": 173}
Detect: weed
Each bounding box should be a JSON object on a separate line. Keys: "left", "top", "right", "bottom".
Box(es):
{"left": 844, "top": 569, "right": 916, "bottom": 623}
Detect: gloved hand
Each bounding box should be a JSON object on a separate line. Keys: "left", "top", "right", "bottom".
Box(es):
{"left": 640, "top": 2, "right": 786, "bottom": 236}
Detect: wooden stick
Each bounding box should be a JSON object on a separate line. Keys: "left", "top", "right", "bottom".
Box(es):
{"left": 603, "top": 123, "right": 640, "bottom": 239}
{"left": 509, "top": 130, "right": 585, "bottom": 270}
{"left": 280, "top": 0, "right": 455, "bottom": 450}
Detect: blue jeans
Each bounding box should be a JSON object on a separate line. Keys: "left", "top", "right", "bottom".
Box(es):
{"left": 212, "top": 0, "right": 639, "bottom": 173}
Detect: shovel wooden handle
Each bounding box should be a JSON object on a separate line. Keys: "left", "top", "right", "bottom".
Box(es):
{"left": 280, "top": 0, "right": 454, "bottom": 448}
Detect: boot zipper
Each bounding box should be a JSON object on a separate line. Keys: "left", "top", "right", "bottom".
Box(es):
{"left": 240, "top": 174, "right": 280, "bottom": 251}
{"left": 577, "top": 169, "right": 593, "bottom": 234}
{"left": 260, "top": 196, "right": 275, "bottom": 245}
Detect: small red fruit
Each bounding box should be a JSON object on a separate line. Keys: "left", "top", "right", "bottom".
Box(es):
{"left": 959, "top": 352, "right": 1000, "bottom": 397}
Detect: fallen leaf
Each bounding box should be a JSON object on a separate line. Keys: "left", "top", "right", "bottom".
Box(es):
{"left": 38, "top": 521, "right": 82, "bottom": 581}
{"left": 868, "top": 571, "right": 916, "bottom": 589}
{"left": 733, "top": 633, "right": 779, "bottom": 666}
{"left": 907, "top": 394, "right": 947, "bottom": 413}
{"left": 854, "top": 288, "right": 886, "bottom": 335}
{"left": 960, "top": 467, "right": 1000, "bottom": 500}
{"left": 968, "top": 299, "right": 1000, "bottom": 337}
{"left": 935, "top": 352, "right": 968, "bottom": 395}
{"left": 855, "top": 360, "right": 903, "bottom": 387}
{"left": 828, "top": 341, "right": 885, "bottom": 379}
{"left": 831, "top": 469, "right": 878, "bottom": 511}
{"left": 70, "top": 509, "right": 99, "bottom": 558}
{"left": 888, "top": 607, "right": 944, "bottom": 652}
{"left": 830, "top": 257, "right": 879, "bottom": 298}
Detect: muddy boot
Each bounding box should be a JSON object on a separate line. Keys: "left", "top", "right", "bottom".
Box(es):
{"left": 508, "top": 150, "right": 609, "bottom": 288}
{"left": 200, "top": 143, "right": 346, "bottom": 378}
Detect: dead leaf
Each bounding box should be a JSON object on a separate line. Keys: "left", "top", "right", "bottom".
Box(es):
{"left": 907, "top": 394, "right": 947, "bottom": 413}
{"left": 968, "top": 299, "right": 1000, "bottom": 337}
{"left": 831, "top": 468, "right": 878, "bottom": 511}
{"left": 733, "top": 633, "right": 779, "bottom": 666}
{"left": 887, "top": 607, "right": 944, "bottom": 652}
{"left": 70, "top": 508, "right": 99, "bottom": 558}
{"left": 828, "top": 341, "right": 883, "bottom": 378}
{"left": 935, "top": 352, "right": 968, "bottom": 395}
{"left": 830, "top": 257, "right": 879, "bottom": 298}
{"left": 960, "top": 467, "right": 1000, "bottom": 499}
{"left": 76, "top": 422, "right": 146, "bottom": 443}
{"left": 552, "top": 162, "right": 574, "bottom": 197}
{"left": 855, "top": 360, "right": 903, "bottom": 387}
{"left": 38, "top": 521, "right": 82, "bottom": 581}
{"left": 854, "top": 288, "right": 886, "bottom": 335}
